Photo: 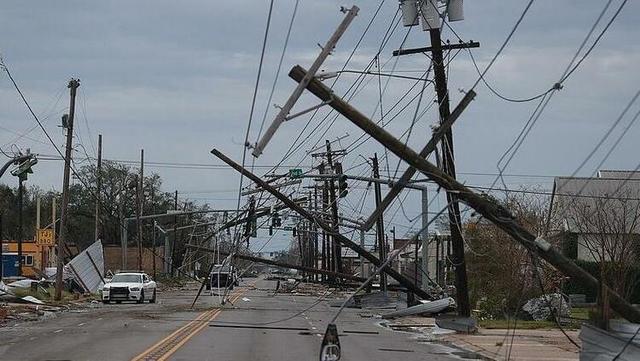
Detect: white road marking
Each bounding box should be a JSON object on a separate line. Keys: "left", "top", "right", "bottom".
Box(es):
{"left": 78, "top": 323, "right": 85, "bottom": 326}
{"left": 53, "top": 329, "right": 63, "bottom": 333}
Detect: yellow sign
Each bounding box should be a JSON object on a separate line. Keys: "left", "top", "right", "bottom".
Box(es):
{"left": 36, "top": 229, "right": 55, "bottom": 246}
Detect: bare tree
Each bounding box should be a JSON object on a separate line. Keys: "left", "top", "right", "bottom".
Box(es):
{"left": 561, "top": 188, "right": 640, "bottom": 300}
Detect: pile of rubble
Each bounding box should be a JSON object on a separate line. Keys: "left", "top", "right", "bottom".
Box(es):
{"left": 0, "top": 280, "right": 99, "bottom": 326}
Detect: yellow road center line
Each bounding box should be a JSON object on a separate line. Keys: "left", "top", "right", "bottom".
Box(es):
{"left": 132, "top": 287, "right": 249, "bottom": 361}
{"left": 131, "top": 309, "right": 215, "bottom": 361}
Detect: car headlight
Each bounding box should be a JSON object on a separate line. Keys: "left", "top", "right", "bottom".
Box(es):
{"left": 129, "top": 287, "right": 140, "bottom": 291}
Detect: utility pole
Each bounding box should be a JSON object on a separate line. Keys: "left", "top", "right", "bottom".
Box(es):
{"left": 421, "top": 188, "right": 429, "bottom": 290}
{"left": 119, "top": 189, "right": 126, "bottom": 270}
{"left": 94, "top": 134, "right": 102, "bottom": 242}
{"left": 0, "top": 213, "right": 3, "bottom": 280}
{"left": 17, "top": 177, "right": 23, "bottom": 276}
{"left": 51, "top": 197, "right": 56, "bottom": 267}
{"left": 252, "top": 6, "right": 359, "bottom": 157}
{"left": 313, "top": 187, "right": 320, "bottom": 282}
{"left": 151, "top": 186, "right": 156, "bottom": 279}
{"left": 371, "top": 153, "right": 387, "bottom": 294}
{"left": 318, "top": 163, "right": 329, "bottom": 282}
{"left": 137, "top": 149, "right": 144, "bottom": 271}
{"left": 427, "top": 25, "right": 471, "bottom": 318}
{"left": 171, "top": 190, "right": 178, "bottom": 276}
{"left": 37, "top": 196, "right": 42, "bottom": 271}
{"left": 325, "top": 140, "right": 342, "bottom": 275}
{"left": 55, "top": 78, "right": 80, "bottom": 301}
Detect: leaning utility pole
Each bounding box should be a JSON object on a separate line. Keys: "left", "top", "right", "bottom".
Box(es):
{"left": 212, "top": 149, "right": 433, "bottom": 300}
{"left": 371, "top": 153, "right": 387, "bottom": 293}
{"left": 288, "top": 65, "right": 640, "bottom": 322}
{"left": 94, "top": 134, "right": 102, "bottom": 242}
{"left": 252, "top": 6, "right": 359, "bottom": 157}
{"left": 55, "top": 78, "right": 80, "bottom": 301}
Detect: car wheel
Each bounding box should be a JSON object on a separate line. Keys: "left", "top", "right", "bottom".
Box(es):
{"left": 116, "top": 300, "right": 122, "bottom": 304}
{"left": 137, "top": 291, "right": 145, "bottom": 304}
{"left": 150, "top": 290, "right": 157, "bottom": 304}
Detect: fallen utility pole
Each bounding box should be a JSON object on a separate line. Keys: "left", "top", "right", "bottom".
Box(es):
{"left": 287, "top": 65, "right": 640, "bottom": 323}
{"left": 211, "top": 149, "right": 433, "bottom": 300}
{"left": 184, "top": 244, "right": 366, "bottom": 283}
{"left": 55, "top": 78, "right": 80, "bottom": 301}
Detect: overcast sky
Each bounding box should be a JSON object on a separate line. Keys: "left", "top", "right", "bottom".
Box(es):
{"left": 1, "top": 1, "right": 639, "bottom": 251}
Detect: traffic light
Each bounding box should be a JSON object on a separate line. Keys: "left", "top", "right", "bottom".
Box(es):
{"left": 272, "top": 211, "right": 281, "bottom": 227}
{"left": 334, "top": 162, "right": 348, "bottom": 198}
{"left": 338, "top": 174, "right": 348, "bottom": 198}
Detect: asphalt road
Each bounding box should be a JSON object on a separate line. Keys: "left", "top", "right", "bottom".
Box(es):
{"left": 0, "top": 278, "right": 474, "bottom": 361}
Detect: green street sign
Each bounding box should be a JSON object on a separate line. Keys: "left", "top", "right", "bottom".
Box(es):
{"left": 289, "top": 168, "right": 302, "bottom": 179}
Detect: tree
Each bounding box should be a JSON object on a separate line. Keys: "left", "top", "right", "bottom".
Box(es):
{"left": 464, "top": 188, "right": 561, "bottom": 318}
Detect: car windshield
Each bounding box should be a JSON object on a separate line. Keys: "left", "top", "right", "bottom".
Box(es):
{"left": 111, "top": 274, "right": 142, "bottom": 283}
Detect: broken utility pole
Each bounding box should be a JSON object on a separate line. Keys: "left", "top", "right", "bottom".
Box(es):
{"left": 288, "top": 65, "right": 640, "bottom": 323}
{"left": 55, "top": 78, "right": 80, "bottom": 301}
{"left": 211, "top": 148, "right": 432, "bottom": 301}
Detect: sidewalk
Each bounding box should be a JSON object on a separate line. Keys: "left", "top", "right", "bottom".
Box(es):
{"left": 439, "top": 328, "right": 580, "bottom": 361}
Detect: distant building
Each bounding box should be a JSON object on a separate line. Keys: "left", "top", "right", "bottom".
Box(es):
{"left": 549, "top": 170, "right": 640, "bottom": 262}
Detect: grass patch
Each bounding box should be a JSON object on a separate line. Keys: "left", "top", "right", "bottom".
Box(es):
{"left": 155, "top": 275, "right": 189, "bottom": 288}
{"left": 479, "top": 319, "right": 559, "bottom": 330}
{"left": 571, "top": 307, "right": 591, "bottom": 320}
{"left": 12, "top": 287, "right": 79, "bottom": 304}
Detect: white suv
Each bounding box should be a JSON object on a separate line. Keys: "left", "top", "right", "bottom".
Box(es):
{"left": 102, "top": 272, "right": 157, "bottom": 304}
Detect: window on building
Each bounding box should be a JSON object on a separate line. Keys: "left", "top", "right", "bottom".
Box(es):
{"left": 21, "top": 255, "right": 34, "bottom": 266}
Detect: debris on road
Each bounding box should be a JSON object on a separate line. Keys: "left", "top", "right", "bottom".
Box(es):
{"left": 65, "top": 240, "right": 105, "bottom": 293}
{"left": 21, "top": 295, "right": 45, "bottom": 304}
{"left": 382, "top": 297, "right": 454, "bottom": 319}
